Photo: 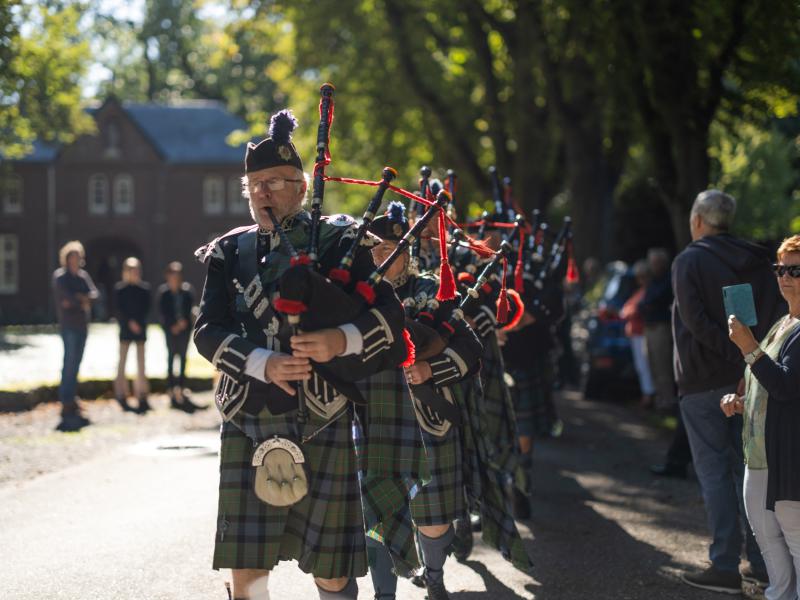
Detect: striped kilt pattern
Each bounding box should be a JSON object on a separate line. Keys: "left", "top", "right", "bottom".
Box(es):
{"left": 355, "top": 369, "right": 430, "bottom": 577}
{"left": 478, "top": 332, "right": 528, "bottom": 493}
{"left": 213, "top": 405, "right": 366, "bottom": 579}
{"left": 409, "top": 399, "right": 465, "bottom": 526}
{"left": 460, "top": 377, "right": 534, "bottom": 573}
{"left": 509, "top": 352, "right": 556, "bottom": 438}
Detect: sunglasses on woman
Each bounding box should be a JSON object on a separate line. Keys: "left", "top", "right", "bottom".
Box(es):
{"left": 772, "top": 263, "right": 800, "bottom": 278}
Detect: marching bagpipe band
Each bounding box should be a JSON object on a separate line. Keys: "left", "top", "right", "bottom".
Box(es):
{"left": 258, "top": 82, "right": 579, "bottom": 433}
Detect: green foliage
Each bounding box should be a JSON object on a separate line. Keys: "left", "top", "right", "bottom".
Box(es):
{"left": 710, "top": 120, "right": 800, "bottom": 241}
{"left": 0, "top": 1, "right": 95, "bottom": 159}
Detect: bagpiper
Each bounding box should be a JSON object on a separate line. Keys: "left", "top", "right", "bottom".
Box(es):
{"left": 193, "top": 106, "right": 410, "bottom": 600}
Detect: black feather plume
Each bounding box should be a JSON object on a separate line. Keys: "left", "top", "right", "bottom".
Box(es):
{"left": 387, "top": 201, "right": 407, "bottom": 224}
{"left": 268, "top": 109, "right": 297, "bottom": 145}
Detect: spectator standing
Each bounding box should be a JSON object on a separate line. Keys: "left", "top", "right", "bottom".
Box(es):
{"left": 674, "top": 190, "right": 784, "bottom": 593}
{"left": 641, "top": 248, "right": 676, "bottom": 410}
{"left": 113, "top": 257, "right": 152, "bottom": 414}
{"left": 620, "top": 260, "right": 656, "bottom": 407}
{"left": 52, "top": 241, "right": 98, "bottom": 432}
{"left": 157, "top": 261, "right": 203, "bottom": 412}
{"left": 724, "top": 234, "right": 800, "bottom": 600}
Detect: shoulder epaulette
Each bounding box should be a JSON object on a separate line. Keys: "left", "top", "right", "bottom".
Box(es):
{"left": 194, "top": 224, "right": 257, "bottom": 264}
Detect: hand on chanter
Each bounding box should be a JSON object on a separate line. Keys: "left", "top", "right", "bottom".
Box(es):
{"left": 290, "top": 328, "right": 346, "bottom": 363}
{"left": 404, "top": 361, "right": 433, "bottom": 385}
{"left": 266, "top": 353, "right": 312, "bottom": 395}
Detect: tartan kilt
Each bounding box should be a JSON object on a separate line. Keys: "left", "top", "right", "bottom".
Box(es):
{"left": 355, "top": 369, "right": 429, "bottom": 577}
{"left": 509, "top": 353, "right": 556, "bottom": 438}
{"left": 410, "top": 390, "right": 465, "bottom": 526}
{"left": 213, "top": 404, "right": 366, "bottom": 579}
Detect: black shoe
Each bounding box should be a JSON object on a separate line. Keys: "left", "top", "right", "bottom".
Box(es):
{"left": 512, "top": 488, "right": 531, "bottom": 520}
{"left": 136, "top": 396, "right": 152, "bottom": 414}
{"left": 115, "top": 395, "right": 135, "bottom": 412}
{"left": 170, "top": 394, "right": 195, "bottom": 414}
{"left": 681, "top": 566, "right": 742, "bottom": 594}
{"left": 741, "top": 564, "right": 769, "bottom": 587}
{"left": 649, "top": 463, "right": 687, "bottom": 479}
{"left": 56, "top": 412, "right": 90, "bottom": 432}
{"left": 451, "top": 517, "right": 473, "bottom": 561}
{"left": 423, "top": 571, "right": 450, "bottom": 600}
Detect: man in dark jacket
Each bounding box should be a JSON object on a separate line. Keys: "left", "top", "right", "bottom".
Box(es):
{"left": 674, "top": 189, "right": 784, "bottom": 593}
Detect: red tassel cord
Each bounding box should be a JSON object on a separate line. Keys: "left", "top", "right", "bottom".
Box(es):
{"left": 514, "top": 227, "right": 525, "bottom": 294}
{"left": 400, "top": 328, "right": 416, "bottom": 367}
{"left": 436, "top": 207, "right": 457, "bottom": 301}
{"left": 566, "top": 239, "right": 580, "bottom": 283}
{"left": 501, "top": 289, "right": 526, "bottom": 331}
{"left": 328, "top": 268, "right": 351, "bottom": 285}
{"left": 355, "top": 281, "right": 376, "bottom": 305}
{"left": 495, "top": 256, "right": 510, "bottom": 324}
{"left": 273, "top": 297, "right": 308, "bottom": 315}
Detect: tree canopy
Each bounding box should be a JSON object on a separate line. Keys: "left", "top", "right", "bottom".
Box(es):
{"left": 6, "top": 0, "right": 800, "bottom": 260}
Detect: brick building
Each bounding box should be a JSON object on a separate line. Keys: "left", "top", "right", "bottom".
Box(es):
{"left": 0, "top": 97, "right": 255, "bottom": 323}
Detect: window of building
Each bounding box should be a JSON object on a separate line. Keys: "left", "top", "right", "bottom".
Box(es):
{"left": 113, "top": 174, "right": 135, "bottom": 214}
{"left": 0, "top": 234, "right": 19, "bottom": 294}
{"left": 104, "top": 120, "right": 121, "bottom": 159}
{"left": 203, "top": 176, "right": 225, "bottom": 215}
{"left": 2, "top": 175, "right": 22, "bottom": 214}
{"left": 88, "top": 174, "right": 109, "bottom": 215}
{"left": 228, "top": 176, "right": 248, "bottom": 215}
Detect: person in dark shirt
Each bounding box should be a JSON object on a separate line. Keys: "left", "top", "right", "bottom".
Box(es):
{"left": 52, "top": 241, "right": 98, "bottom": 432}
{"left": 157, "top": 261, "right": 203, "bottom": 412}
{"left": 113, "top": 257, "right": 151, "bottom": 413}
{"left": 673, "top": 190, "right": 783, "bottom": 593}
{"left": 640, "top": 248, "right": 676, "bottom": 410}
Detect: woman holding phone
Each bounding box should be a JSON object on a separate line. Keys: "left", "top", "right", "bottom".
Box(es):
{"left": 725, "top": 234, "right": 800, "bottom": 600}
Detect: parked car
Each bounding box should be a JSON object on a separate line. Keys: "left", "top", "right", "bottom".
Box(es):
{"left": 583, "top": 261, "right": 641, "bottom": 400}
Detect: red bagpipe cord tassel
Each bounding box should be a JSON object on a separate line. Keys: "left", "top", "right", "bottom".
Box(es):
{"left": 436, "top": 208, "right": 456, "bottom": 301}
{"left": 355, "top": 280, "right": 376, "bottom": 305}
{"left": 273, "top": 297, "right": 308, "bottom": 315}
{"left": 328, "top": 268, "right": 351, "bottom": 285}
{"left": 290, "top": 254, "right": 312, "bottom": 267}
{"left": 496, "top": 256, "right": 510, "bottom": 324}
{"left": 502, "top": 289, "right": 525, "bottom": 331}
{"left": 400, "top": 328, "right": 416, "bottom": 367}
{"left": 566, "top": 239, "right": 579, "bottom": 283}
{"left": 514, "top": 227, "right": 524, "bottom": 293}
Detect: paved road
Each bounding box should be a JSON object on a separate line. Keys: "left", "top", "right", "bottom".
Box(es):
{"left": 0, "top": 391, "right": 765, "bottom": 599}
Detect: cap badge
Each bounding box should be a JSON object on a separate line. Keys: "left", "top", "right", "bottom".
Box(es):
{"left": 278, "top": 145, "right": 292, "bottom": 161}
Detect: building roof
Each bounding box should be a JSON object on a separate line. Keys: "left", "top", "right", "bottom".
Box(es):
{"left": 123, "top": 100, "right": 248, "bottom": 164}
{"left": 11, "top": 99, "right": 249, "bottom": 165}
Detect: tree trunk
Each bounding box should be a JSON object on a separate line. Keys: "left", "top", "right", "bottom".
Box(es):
{"left": 668, "top": 128, "right": 710, "bottom": 250}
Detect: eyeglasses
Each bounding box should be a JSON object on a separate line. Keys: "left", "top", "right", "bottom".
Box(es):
{"left": 772, "top": 263, "right": 800, "bottom": 278}
{"left": 248, "top": 177, "right": 303, "bottom": 192}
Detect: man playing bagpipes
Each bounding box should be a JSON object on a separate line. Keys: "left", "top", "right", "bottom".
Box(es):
{"left": 364, "top": 200, "right": 533, "bottom": 599}
{"left": 502, "top": 214, "right": 572, "bottom": 519}
{"left": 193, "top": 102, "right": 412, "bottom": 599}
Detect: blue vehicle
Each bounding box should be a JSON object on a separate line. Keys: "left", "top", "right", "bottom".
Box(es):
{"left": 583, "top": 261, "right": 641, "bottom": 400}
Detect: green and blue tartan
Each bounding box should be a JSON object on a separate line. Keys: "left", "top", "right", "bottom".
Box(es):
{"left": 509, "top": 352, "right": 556, "bottom": 438}
{"left": 460, "top": 376, "right": 534, "bottom": 573}
{"left": 478, "top": 331, "right": 528, "bottom": 493}
{"left": 410, "top": 421, "right": 464, "bottom": 526}
{"left": 354, "top": 369, "right": 430, "bottom": 577}
{"left": 214, "top": 405, "right": 366, "bottom": 578}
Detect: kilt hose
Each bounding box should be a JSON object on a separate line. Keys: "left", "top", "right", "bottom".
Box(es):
{"left": 460, "top": 377, "right": 534, "bottom": 573}
{"left": 214, "top": 404, "right": 366, "bottom": 579}
{"left": 478, "top": 332, "right": 528, "bottom": 494}
{"left": 509, "top": 352, "right": 557, "bottom": 438}
{"left": 355, "top": 369, "right": 430, "bottom": 577}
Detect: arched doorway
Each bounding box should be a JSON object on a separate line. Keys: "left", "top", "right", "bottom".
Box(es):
{"left": 85, "top": 236, "right": 142, "bottom": 321}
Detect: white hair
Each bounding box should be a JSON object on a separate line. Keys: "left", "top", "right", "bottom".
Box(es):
{"left": 691, "top": 189, "right": 736, "bottom": 230}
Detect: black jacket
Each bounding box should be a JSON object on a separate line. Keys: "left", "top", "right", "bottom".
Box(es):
{"left": 750, "top": 323, "right": 800, "bottom": 509}
{"left": 672, "top": 233, "right": 785, "bottom": 395}
{"left": 115, "top": 281, "right": 151, "bottom": 341}
{"left": 157, "top": 283, "right": 195, "bottom": 336}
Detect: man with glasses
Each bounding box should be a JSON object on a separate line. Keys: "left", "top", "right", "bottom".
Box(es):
{"left": 673, "top": 189, "right": 785, "bottom": 593}
{"left": 194, "top": 109, "right": 406, "bottom": 600}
